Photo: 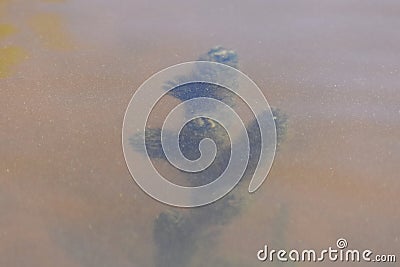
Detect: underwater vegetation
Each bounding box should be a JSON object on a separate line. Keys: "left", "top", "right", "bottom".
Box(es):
{"left": 130, "top": 46, "right": 288, "bottom": 267}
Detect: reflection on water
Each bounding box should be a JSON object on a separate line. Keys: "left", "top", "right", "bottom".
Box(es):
{"left": 0, "top": 45, "right": 27, "bottom": 78}
{"left": 1, "top": 0, "right": 399, "bottom": 266}
{"left": 0, "top": 0, "right": 74, "bottom": 78}
{"left": 0, "top": 23, "right": 16, "bottom": 39}
{"left": 0, "top": 23, "right": 27, "bottom": 78}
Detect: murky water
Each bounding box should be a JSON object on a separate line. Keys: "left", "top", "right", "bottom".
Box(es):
{"left": 1, "top": 0, "right": 399, "bottom": 266}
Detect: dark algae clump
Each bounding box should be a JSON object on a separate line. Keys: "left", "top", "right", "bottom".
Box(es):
{"left": 131, "top": 46, "right": 288, "bottom": 267}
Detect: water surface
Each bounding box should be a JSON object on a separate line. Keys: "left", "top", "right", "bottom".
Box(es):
{"left": 1, "top": 0, "right": 399, "bottom": 266}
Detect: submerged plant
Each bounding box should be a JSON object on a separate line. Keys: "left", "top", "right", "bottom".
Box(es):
{"left": 130, "top": 46, "right": 288, "bottom": 267}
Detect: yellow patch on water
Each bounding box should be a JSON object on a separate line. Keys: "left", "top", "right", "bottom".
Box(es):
{"left": 0, "top": 24, "right": 16, "bottom": 40}
{"left": 29, "top": 13, "right": 74, "bottom": 50}
{"left": 0, "top": 46, "right": 27, "bottom": 78}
